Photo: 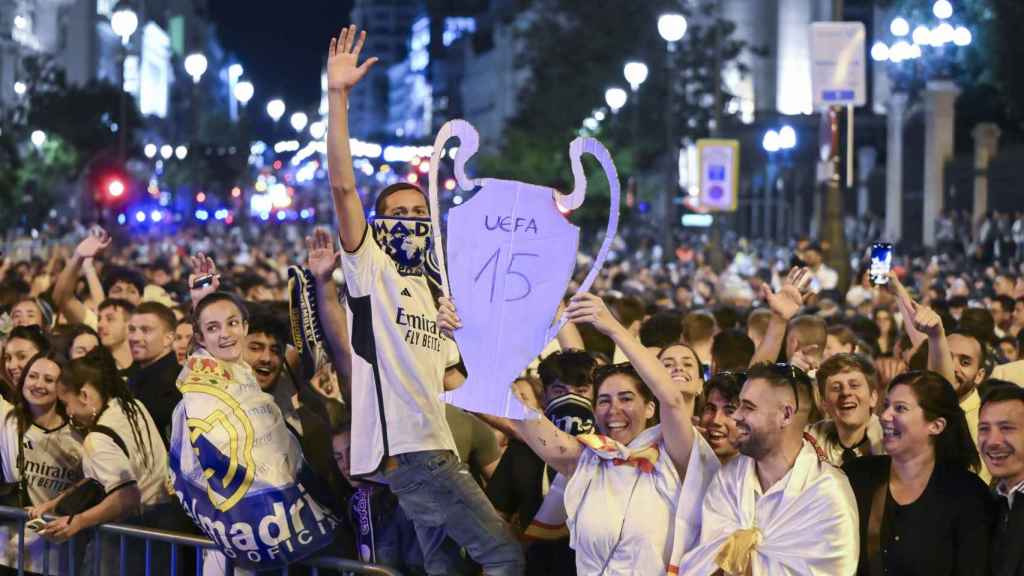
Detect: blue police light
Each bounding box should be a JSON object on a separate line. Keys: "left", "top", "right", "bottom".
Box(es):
{"left": 117, "top": 213, "right": 127, "bottom": 225}
{"left": 151, "top": 210, "right": 163, "bottom": 222}
{"left": 195, "top": 209, "right": 209, "bottom": 221}
{"left": 276, "top": 211, "right": 286, "bottom": 221}
{"left": 135, "top": 211, "right": 146, "bottom": 223}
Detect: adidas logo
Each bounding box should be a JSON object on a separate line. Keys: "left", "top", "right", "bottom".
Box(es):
{"left": 401, "top": 288, "right": 412, "bottom": 297}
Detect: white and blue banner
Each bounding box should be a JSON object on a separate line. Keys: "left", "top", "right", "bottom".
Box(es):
{"left": 169, "top": 352, "right": 340, "bottom": 570}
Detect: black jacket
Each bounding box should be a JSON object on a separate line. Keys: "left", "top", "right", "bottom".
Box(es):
{"left": 993, "top": 488, "right": 1024, "bottom": 576}
{"left": 128, "top": 352, "right": 182, "bottom": 448}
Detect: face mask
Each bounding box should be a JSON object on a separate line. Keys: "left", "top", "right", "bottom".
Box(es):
{"left": 371, "top": 216, "right": 443, "bottom": 289}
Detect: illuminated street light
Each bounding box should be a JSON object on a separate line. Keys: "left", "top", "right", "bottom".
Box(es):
{"left": 234, "top": 81, "right": 254, "bottom": 106}
{"left": 266, "top": 99, "right": 286, "bottom": 123}
{"left": 290, "top": 112, "right": 308, "bottom": 133}
{"left": 110, "top": 1, "right": 138, "bottom": 45}
{"left": 657, "top": 13, "right": 687, "bottom": 43}
{"left": 184, "top": 52, "right": 208, "bottom": 84}
{"left": 604, "top": 87, "right": 628, "bottom": 113}
{"left": 623, "top": 61, "right": 649, "bottom": 91}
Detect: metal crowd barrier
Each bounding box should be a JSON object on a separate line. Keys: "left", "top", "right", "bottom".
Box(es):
{"left": 0, "top": 506, "right": 403, "bottom": 576}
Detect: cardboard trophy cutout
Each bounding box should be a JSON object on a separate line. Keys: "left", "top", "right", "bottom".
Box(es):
{"left": 428, "top": 119, "right": 620, "bottom": 418}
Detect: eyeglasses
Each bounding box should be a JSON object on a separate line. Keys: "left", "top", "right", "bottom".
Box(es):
{"left": 766, "top": 363, "right": 811, "bottom": 411}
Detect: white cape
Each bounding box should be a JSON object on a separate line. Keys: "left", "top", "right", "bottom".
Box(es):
{"left": 564, "top": 424, "right": 719, "bottom": 576}
{"left": 677, "top": 441, "right": 859, "bottom": 575}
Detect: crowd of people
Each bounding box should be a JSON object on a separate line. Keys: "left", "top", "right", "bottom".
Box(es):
{"left": 0, "top": 24, "right": 1020, "bottom": 576}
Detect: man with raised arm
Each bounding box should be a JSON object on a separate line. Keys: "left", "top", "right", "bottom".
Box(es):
{"left": 323, "top": 25, "right": 522, "bottom": 575}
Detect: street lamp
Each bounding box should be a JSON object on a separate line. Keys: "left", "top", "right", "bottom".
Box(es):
{"left": 184, "top": 53, "right": 208, "bottom": 84}
{"left": 30, "top": 130, "right": 46, "bottom": 149}
{"left": 290, "top": 112, "right": 308, "bottom": 133}
{"left": 604, "top": 88, "right": 627, "bottom": 114}
{"left": 657, "top": 13, "right": 687, "bottom": 43}
{"left": 266, "top": 99, "right": 286, "bottom": 123}
{"left": 623, "top": 61, "right": 648, "bottom": 92}
{"left": 234, "top": 81, "right": 254, "bottom": 107}
{"left": 760, "top": 125, "right": 797, "bottom": 240}
{"left": 657, "top": 12, "right": 687, "bottom": 259}
{"left": 872, "top": 5, "right": 973, "bottom": 245}
{"left": 110, "top": 1, "right": 138, "bottom": 45}
{"left": 622, "top": 61, "right": 648, "bottom": 212}
{"left": 12, "top": 81, "right": 25, "bottom": 96}
{"left": 110, "top": 1, "right": 137, "bottom": 163}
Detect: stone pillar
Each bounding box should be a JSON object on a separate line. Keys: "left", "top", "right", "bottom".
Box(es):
{"left": 922, "top": 80, "right": 959, "bottom": 247}
{"left": 884, "top": 92, "right": 907, "bottom": 241}
{"left": 971, "top": 122, "right": 1001, "bottom": 226}
{"left": 857, "top": 146, "right": 877, "bottom": 217}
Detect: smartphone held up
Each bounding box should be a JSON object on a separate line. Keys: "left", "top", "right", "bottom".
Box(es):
{"left": 869, "top": 243, "right": 894, "bottom": 285}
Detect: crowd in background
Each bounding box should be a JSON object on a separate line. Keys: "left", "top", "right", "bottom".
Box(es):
{"left": 0, "top": 214, "right": 1020, "bottom": 574}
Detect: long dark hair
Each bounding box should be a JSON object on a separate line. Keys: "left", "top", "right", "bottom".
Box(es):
{"left": 9, "top": 350, "right": 67, "bottom": 435}
{"left": 888, "top": 371, "right": 981, "bottom": 473}
{"left": 62, "top": 349, "right": 155, "bottom": 467}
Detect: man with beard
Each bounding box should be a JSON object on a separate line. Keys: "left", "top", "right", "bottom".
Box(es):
{"left": 243, "top": 308, "right": 306, "bottom": 433}
{"left": 698, "top": 371, "right": 744, "bottom": 464}
{"left": 678, "top": 363, "right": 859, "bottom": 575}
{"left": 807, "top": 353, "right": 884, "bottom": 466}
{"left": 126, "top": 301, "right": 181, "bottom": 447}
{"left": 979, "top": 384, "right": 1024, "bottom": 576}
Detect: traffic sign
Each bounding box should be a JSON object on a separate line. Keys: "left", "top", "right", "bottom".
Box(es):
{"left": 695, "top": 139, "right": 739, "bottom": 212}
{"left": 810, "top": 22, "right": 866, "bottom": 109}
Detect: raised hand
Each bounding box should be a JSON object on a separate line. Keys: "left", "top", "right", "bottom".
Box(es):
{"left": 75, "top": 226, "right": 111, "bottom": 259}
{"left": 188, "top": 253, "right": 220, "bottom": 306}
{"left": 437, "top": 296, "right": 463, "bottom": 337}
{"left": 565, "top": 292, "right": 623, "bottom": 336}
{"left": 911, "top": 301, "right": 944, "bottom": 338}
{"left": 309, "top": 363, "right": 343, "bottom": 402}
{"left": 306, "top": 227, "right": 340, "bottom": 284}
{"left": 761, "top": 267, "right": 812, "bottom": 321}
{"left": 326, "top": 25, "right": 379, "bottom": 94}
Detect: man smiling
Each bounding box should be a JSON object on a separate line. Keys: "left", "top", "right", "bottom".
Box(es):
{"left": 979, "top": 384, "right": 1024, "bottom": 576}
{"left": 808, "top": 353, "right": 885, "bottom": 466}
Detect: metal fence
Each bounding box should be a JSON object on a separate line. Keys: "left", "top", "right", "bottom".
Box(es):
{"left": 0, "top": 506, "right": 403, "bottom": 576}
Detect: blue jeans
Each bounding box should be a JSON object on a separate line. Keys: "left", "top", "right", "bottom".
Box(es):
{"left": 384, "top": 450, "right": 524, "bottom": 576}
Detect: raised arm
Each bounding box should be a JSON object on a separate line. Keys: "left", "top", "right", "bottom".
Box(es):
{"left": 565, "top": 292, "right": 695, "bottom": 477}
{"left": 749, "top": 267, "right": 812, "bottom": 366}
{"left": 187, "top": 253, "right": 220, "bottom": 311}
{"left": 53, "top": 227, "right": 111, "bottom": 324}
{"left": 889, "top": 271, "right": 926, "bottom": 349}
{"left": 81, "top": 257, "right": 105, "bottom": 310}
{"left": 509, "top": 391, "right": 584, "bottom": 478}
{"left": 306, "top": 227, "right": 352, "bottom": 385}
{"left": 326, "top": 25, "right": 378, "bottom": 252}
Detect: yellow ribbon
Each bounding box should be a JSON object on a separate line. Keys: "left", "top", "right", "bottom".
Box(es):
{"left": 714, "top": 527, "right": 762, "bottom": 576}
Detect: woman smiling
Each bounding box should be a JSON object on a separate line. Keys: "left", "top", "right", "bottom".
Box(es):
{"left": 512, "top": 292, "right": 719, "bottom": 575}
{"left": 843, "top": 371, "right": 994, "bottom": 576}
{"left": 0, "top": 351, "right": 83, "bottom": 574}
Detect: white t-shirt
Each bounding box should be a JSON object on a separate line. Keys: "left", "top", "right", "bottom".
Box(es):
{"left": 342, "top": 226, "right": 460, "bottom": 476}
{"left": 0, "top": 398, "right": 83, "bottom": 572}
{"left": 85, "top": 398, "right": 171, "bottom": 512}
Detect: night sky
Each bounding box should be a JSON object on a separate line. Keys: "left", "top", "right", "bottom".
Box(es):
{"left": 208, "top": 0, "right": 354, "bottom": 118}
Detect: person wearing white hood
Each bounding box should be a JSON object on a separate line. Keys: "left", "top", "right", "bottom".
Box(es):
{"left": 511, "top": 292, "right": 719, "bottom": 575}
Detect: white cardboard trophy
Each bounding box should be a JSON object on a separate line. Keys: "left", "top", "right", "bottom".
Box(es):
{"left": 428, "top": 119, "right": 620, "bottom": 419}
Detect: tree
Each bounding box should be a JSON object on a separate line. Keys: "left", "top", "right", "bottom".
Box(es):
{"left": 481, "top": 0, "right": 756, "bottom": 237}
{"left": 13, "top": 55, "right": 143, "bottom": 176}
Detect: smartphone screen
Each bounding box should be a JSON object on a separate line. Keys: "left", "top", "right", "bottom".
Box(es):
{"left": 869, "top": 243, "right": 894, "bottom": 285}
